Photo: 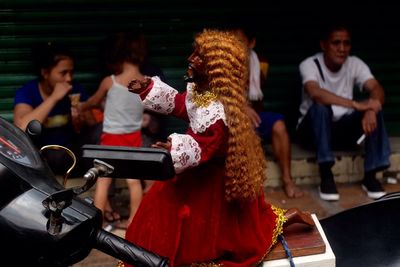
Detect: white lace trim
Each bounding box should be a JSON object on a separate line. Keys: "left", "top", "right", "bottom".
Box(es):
{"left": 169, "top": 133, "right": 201, "bottom": 173}
{"left": 185, "top": 84, "right": 227, "bottom": 134}
{"left": 143, "top": 76, "right": 178, "bottom": 114}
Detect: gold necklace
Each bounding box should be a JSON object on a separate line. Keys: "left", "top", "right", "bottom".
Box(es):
{"left": 191, "top": 88, "right": 218, "bottom": 107}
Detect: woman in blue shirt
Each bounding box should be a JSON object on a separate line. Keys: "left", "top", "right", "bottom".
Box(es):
{"left": 13, "top": 42, "right": 100, "bottom": 175}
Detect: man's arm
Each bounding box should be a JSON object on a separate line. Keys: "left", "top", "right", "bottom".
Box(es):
{"left": 359, "top": 78, "right": 385, "bottom": 135}
{"left": 304, "top": 79, "right": 382, "bottom": 113}
{"left": 303, "top": 81, "right": 355, "bottom": 108}
{"left": 363, "top": 78, "right": 385, "bottom": 105}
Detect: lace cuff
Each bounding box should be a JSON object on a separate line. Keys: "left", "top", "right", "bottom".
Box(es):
{"left": 143, "top": 76, "right": 178, "bottom": 114}
{"left": 169, "top": 133, "right": 201, "bottom": 173}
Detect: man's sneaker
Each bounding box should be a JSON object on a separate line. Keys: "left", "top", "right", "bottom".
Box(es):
{"left": 362, "top": 178, "right": 386, "bottom": 199}
{"left": 319, "top": 179, "right": 339, "bottom": 201}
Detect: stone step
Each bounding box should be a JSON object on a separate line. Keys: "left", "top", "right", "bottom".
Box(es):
{"left": 264, "top": 137, "right": 400, "bottom": 187}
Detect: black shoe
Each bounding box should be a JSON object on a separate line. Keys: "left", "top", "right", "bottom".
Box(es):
{"left": 362, "top": 178, "right": 386, "bottom": 199}
{"left": 319, "top": 163, "right": 339, "bottom": 201}
{"left": 319, "top": 178, "right": 339, "bottom": 201}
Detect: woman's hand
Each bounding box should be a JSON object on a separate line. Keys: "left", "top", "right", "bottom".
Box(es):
{"left": 50, "top": 82, "right": 72, "bottom": 102}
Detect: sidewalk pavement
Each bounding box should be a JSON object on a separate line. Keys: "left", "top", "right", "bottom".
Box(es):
{"left": 72, "top": 180, "right": 400, "bottom": 267}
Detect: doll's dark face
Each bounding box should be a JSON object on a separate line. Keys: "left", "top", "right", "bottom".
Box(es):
{"left": 185, "top": 45, "right": 207, "bottom": 87}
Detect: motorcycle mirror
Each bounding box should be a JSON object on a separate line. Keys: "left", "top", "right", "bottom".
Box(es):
{"left": 81, "top": 144, "right": 175, "bottom": 181}
{"left": 26, "top": 119, "right": 42, "bottom": 145}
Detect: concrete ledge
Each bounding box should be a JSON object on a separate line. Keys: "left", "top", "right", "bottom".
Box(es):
{"left": 265, "top": 137, "right": 400, "bottom": 187}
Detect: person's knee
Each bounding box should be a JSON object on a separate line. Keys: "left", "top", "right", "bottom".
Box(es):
{"left": 272, "top": 120, "right": 288, "bottom": 136}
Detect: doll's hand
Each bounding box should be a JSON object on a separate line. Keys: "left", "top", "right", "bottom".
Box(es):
{"left": 151, "top": 138, "right": 172, "bottom": 151}
{"left": 128, "top": 77, "right": 152, "bottom": 93}
{"left": 284, "top": 208, "right": 315, "bottom": 227}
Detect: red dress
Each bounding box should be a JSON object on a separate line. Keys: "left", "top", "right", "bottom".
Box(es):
{"left": 124, "top": 77, "right": 285, "bottom": 267}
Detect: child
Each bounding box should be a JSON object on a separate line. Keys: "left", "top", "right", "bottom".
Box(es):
{"left": 79, "top": 31, "right": 146, "bottom": 227}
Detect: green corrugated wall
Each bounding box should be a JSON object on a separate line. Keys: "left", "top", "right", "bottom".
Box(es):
{"left": 1, "top": 1, "right": 399, "bottom": 136}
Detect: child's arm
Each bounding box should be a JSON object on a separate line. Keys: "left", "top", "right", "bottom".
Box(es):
{"left": 80, "top": 76, "right": 112, "bottom": 112}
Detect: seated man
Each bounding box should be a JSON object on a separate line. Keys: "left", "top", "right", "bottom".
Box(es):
{"left": 297, "top": 23, "right": 390, "bottom": 201}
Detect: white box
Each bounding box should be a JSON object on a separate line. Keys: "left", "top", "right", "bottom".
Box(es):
{"left": 263, "top": 214, "right": 335, "bottom": 267}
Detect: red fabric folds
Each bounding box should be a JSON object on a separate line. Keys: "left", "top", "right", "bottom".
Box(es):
{"left": 125, "top": 163, "right": 278, "bottom": 267}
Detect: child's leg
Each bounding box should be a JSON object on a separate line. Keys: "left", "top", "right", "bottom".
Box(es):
{"left": 103, "top": 198, "right": 121, "bottom": 222}
{"left": 126, "top": 178, "right": 143, "bottom": 224}
{"left": 94, "top": 177, "right": 113, "bottom": 223}
{"left": 143, "top": 180, "right": 155, "bottom": 194}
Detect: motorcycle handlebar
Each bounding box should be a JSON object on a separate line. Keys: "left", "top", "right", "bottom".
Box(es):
{"left": 95, "top": 229, "right": 170, "bottom": 267}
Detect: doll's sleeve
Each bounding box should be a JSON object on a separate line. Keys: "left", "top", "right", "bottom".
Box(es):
{"left": 168, "top": 119, "right": 227, "bottom": 174}
{"left": 140, "top": 76, "right": 188, "bottom": 120}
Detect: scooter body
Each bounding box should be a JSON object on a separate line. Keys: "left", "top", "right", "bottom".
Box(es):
{"left": 320, "top": 193, "right": 400, "bottom": 267}
{"left": 0, "top": 116, "right": 171, "bottom": 266}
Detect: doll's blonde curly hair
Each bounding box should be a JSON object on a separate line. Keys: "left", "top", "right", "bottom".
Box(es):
{"left": 195, "top": 29, "right": 267, "bottom": 201}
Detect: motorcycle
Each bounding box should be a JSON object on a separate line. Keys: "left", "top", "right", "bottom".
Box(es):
{"left": 319, "top": 192, "right": 400, "bottom": 267}
{"left": 0, "top": 116, "right": 173, "bottom": 267}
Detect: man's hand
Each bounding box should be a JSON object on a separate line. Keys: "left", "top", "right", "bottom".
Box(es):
{"left": 128, "top": 77, "right": 152, "bottom": 93}
{"left": 362, "top": 110, "right": 377, "bottom": 135}
{"left": 245, "top": 105, "right": 261, "bottom": 128}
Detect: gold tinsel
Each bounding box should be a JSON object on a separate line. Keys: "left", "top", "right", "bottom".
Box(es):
{"left": 259, "top": 205, "right": 288, "bottom": 264}
{"left": 191, "top": 89, "right": 218, "bottom": 107}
